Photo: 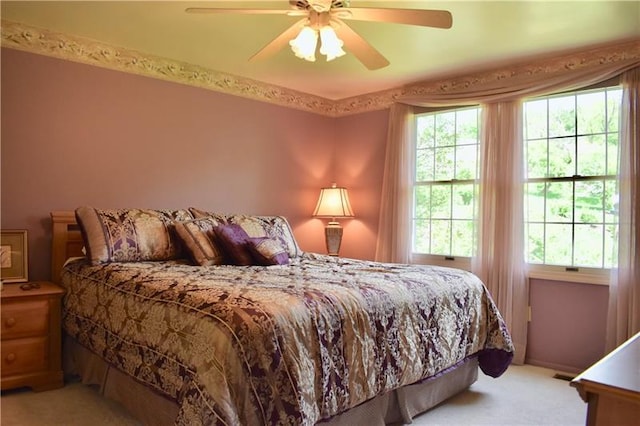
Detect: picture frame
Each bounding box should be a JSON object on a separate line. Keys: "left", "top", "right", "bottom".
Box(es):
{"left": 1, "top": 230, "right": 29, "bottom": 283}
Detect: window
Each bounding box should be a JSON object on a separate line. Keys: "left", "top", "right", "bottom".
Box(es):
{"left": 412, "top": 107, "right": 481, "bottom": 266}
{"left": 523, "top": 87, "right": 622, "bottom": 270}
{"left": 411, "top": 87, "right": 621, "bottom": 279}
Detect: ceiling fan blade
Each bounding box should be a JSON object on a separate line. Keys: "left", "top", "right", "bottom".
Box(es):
{"left": 331, "top": 20, "right": 389, "bottom": 70}
{"left": 185, "top": 8, "right": 306, "bottom": 16}
{"left": 335, "top": 8, "right": 452, "bottom": 29}
{"left": 249, "top": 19, "right": 308, "bottom": 62}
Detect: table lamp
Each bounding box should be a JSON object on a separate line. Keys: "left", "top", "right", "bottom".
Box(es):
{"left": 313, "top": 183, "right": 354, "bottom": 256}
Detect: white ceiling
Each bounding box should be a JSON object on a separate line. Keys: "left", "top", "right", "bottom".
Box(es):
{"left": 2, "top": 1, "right": 639, "bottom": 100}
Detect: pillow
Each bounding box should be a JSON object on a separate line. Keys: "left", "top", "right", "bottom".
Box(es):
{"left": 213, "top": 224, "right": 254, "bottom": 266}
{"left": 174, "top": 218, "right": 225, "bottom": 266}
{"left": 190, "top": 208, "right": 302, "bottom": 258}
{"left": 75, "top": 206, "right": 194, "bottom": 264}
{"left": 249, "top": 237, "right": 289, "bottom": 266}
{"left": 189, "top": 208, "right": 227, "bottom": 223}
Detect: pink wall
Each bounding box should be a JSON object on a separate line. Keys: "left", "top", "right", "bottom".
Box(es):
{"left": 331, "top": 111, "right": 389, "bottom": 259}
{"left": 1, "top": 47, "right": 608, "bottom": 374}
{"left": 526, "top": 279, "right": 609, "bottom": 373}
{"left": 1, "top": 47, "right": 386, "bottom": 280}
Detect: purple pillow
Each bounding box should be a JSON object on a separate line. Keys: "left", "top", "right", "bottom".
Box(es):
{"left": 249, "top": 237, "right": 290, "bottom": 266}
{"left": 214, "top": 224, "right": 253, "bottom": 266}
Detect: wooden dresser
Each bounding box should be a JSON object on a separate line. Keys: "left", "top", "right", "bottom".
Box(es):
{"left": 1, "top": 281, "right": 65, "bottom": 391}
{"left": 571, "top": 332, "right": 640, "bottom": 426}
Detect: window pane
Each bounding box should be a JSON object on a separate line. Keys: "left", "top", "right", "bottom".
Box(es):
{"left": 526, "top": 139, "right": 548, "bottom": 178}
{"left": 431, "top": 220, "right": 451, "bottom": 255}
{"left": 574, "top": 224, "right": 603, "bottom": 267}
{"left": 575, "top": 181, "right": 603, "bottom": 224}
{"left": 604, "top": 223, "right": 617, "bottom": 268}
{"left": 434, "top": 147, "right": 454, "bottom": 180}
{"left": 435, "top": 112, "right": 455, "bottom": 147}
{"left": 525, "top": 183, "right": 546, "bottom": 222}
{"left": 413, "top": 219, "right": 430, "bottom": 253}
{"left": 526, "top": 223, "right": 545, "bottom": 264}
{"left": 607, "top": 133, "right": 619, "bottom": 175}
{"left": 452, "top": 220, "right": 474, "bottom": 257}
{"left": 455, "top": 144, "right": 477, "bottom": 180}
{"left": 548, "top": 137, "right": 575, "bottom": 177}
{"left": 456, "top": 108, "right": 478, "bottom": 143}
{"left": 452, "top": 184, "right": 475, "bottom": 219}
{"left": 414, "top": 186, "right": 430, "bottom": 219}
{"left": 604, "top": 180, "right": 618, "bottom": 224}
{"left": 546, "top": 182, "right": 573, "bottom": 223}
{"left": 416, "top": 148, "right": 435, "bottom": 182}
{"left": 545, "top": 224, "right": 572, "bottom": 266}
{"left": 603, "top": 179, "right": 618, "bottom": 267}
{"left": 431, "top": 185, "right": 451, "bottom": 219}
{"left": 577, "top": 91, "right": 605, "bottom": 135}
{"left": 607, "top": 89, "right": 622, "bottom": 132}
{"left": 417, "top": 115, "right": 435, "bottom": 149}
{"left": 577, "top": 135, "right": 606, "bottom": 176}
{"left": 548, "top": 95, "right": 576, "bottom": 138}
{"left": 524, "top": 99, "right": 548, "bottom": 140}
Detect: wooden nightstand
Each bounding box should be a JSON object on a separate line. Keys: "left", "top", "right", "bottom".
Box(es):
{"left": 1, "top": 281, "right": 65, "bottom": 391}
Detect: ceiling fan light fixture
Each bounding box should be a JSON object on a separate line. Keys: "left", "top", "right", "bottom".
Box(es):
{"left": 319, "top": 26, "right": 345, "bottom": 61}
{"left": 289, "top": 25, "right": 318, "bottom": 61}
{"left": 187, "top": 2, "right": 453, "bottom": 70}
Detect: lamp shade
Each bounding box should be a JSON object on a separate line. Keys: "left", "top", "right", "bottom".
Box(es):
{"left": 289, "top": 21, "right": 345, "bottom": 63}
{"left": 319, "top": 26, "right": 346, "bottom": 62}
{"left": 289, "top": 26, "right": 318, "bottom": 62}
{"left": 313, "top": 183, "right": 354, "bottom": 219}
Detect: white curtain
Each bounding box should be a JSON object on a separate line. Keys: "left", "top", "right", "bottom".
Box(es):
{"left": 472, "top": 101, "right": 528, "bottom": 364}
{"left": 375, "top": 50, "right": 640, "bottom": 362}
{"left": 375, "top": 103, "right": 415, "bottom": 264}
{"left": 607, "top": 67, "right": 640, "bottom": 351}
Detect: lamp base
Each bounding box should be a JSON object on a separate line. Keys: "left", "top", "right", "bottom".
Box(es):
{"left": 325, "top": 221, "right": 343, "bottom": 256}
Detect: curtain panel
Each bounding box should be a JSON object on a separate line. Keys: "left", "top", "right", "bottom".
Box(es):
{"left": 473, "top": 101, "right": 527, "bottom": 364}
{"left": 607, "top": 67, "right": 640, "bottom": 351}
{"left": 375, "top": 104, "right": 415, "bottom": 263}
{"left": 375, "top": 42, "right": 640, "bottom": 363}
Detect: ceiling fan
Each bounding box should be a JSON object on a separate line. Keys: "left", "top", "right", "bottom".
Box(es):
{"left": 186, "top": 0, "right": 452, "bottom": 70}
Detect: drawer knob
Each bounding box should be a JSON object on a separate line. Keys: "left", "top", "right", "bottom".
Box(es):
{"left": 4, "top": 317, "right": 16, "bottom": 328}
{"left": 5, "top": 353, "right": 16, "bottom": 364}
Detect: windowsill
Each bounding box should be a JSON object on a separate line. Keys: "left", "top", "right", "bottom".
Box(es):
{"left": 526, "top": 265, "right": 610, "bottom": 286}
{"left": 411, "top": 254, "right": 611, "bottom": 286}
{"left": 411, "top": 254, "right": 472, "bottom": 272}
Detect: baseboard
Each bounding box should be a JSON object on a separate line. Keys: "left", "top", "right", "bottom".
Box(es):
{"left": 524, "top": 358, "right": 584, "bottom": 376}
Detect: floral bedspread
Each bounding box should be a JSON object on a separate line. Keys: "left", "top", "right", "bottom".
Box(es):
{"left": 61, "top": 253, "right": 514, "bottom": 425}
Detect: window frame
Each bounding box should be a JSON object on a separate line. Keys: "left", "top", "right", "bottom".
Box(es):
{"left": 522, "top": 84, "right": 622, "bottom": 284}
{"left": 411, "top": 105, "right": 481, "bottom": 271}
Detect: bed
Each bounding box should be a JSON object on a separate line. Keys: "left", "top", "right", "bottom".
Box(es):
{"left": 50, "top": 208, "right": 514, "bottom": 426}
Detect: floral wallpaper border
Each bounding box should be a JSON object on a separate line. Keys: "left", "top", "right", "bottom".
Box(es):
{"left": 2, "top": 20, "right": 639, "bottom": 117}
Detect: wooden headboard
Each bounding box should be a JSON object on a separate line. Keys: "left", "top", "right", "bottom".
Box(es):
{"left": 50, "top": 211, "right": 84, "bottom": 284}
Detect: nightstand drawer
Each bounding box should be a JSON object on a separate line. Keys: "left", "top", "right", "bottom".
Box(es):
{"left": 1, "top": 300, "right": 49, "bottom": 339}
{"left": 0, "top": 281, "right": 64, "bottom": 391}
{"left": 1, "top": 337, "right": 49, "bottom": 377}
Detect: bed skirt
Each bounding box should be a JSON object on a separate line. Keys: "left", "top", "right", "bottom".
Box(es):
{"left": 62, "top": 334, "right": 479, "bottom": 425}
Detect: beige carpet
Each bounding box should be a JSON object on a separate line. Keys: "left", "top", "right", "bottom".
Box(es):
{"left": 412, "top": 364, "right": 585, "bottom": 426}
{"left": 1, "top": 364, "right": 585, "bottom": 425}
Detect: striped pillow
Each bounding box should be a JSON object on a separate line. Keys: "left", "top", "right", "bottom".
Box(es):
{"left": 249, "top": 237, "right": 290, "bottom": 266}
{"left": 174, "top": 218, "right": 225, "bottom": 266}
{"left": 190, "top": 208, "right": 302, "bottom": 258}
{"left": 75, "top": 206, "right": 194, "bottom": 264}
